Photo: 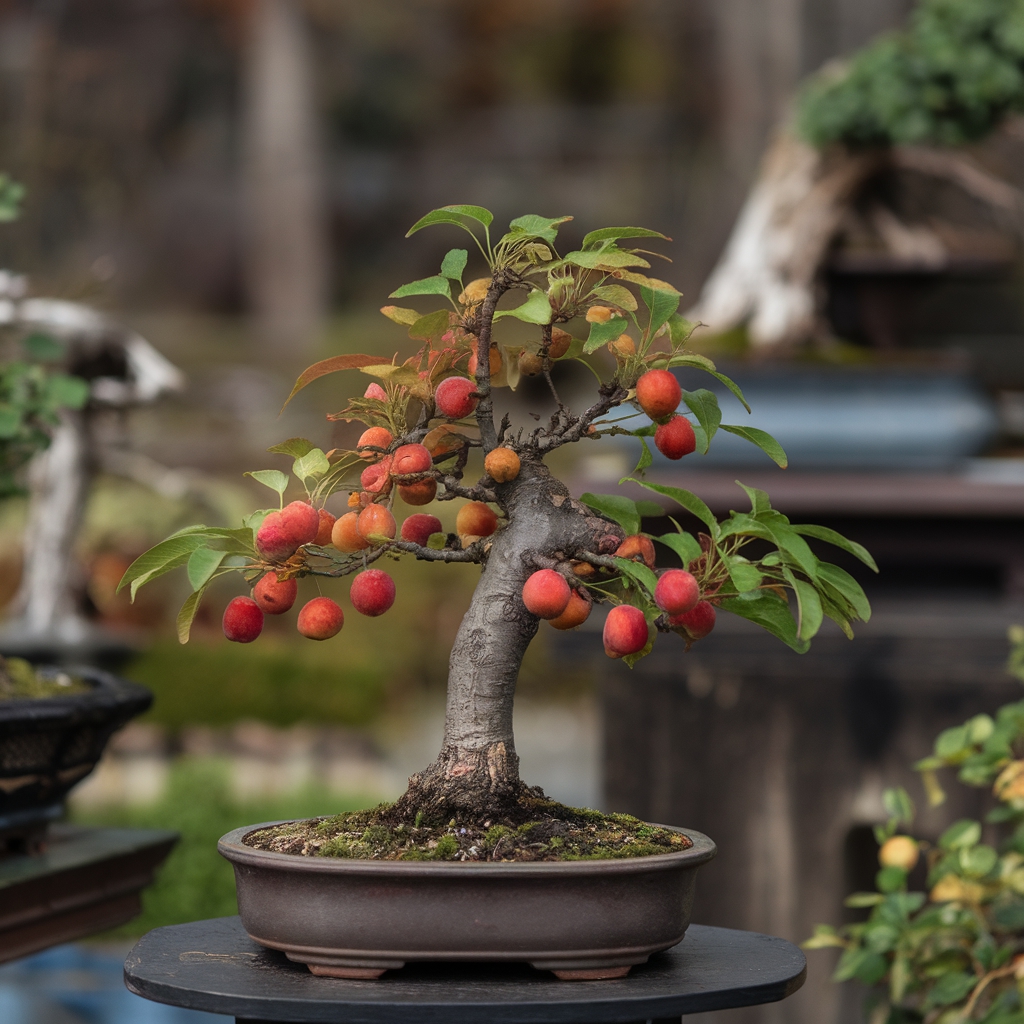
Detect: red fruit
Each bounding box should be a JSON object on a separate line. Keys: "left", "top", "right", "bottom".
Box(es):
{"left": 654, "top": 569, "right": 700, "bottom": 616}
{"left": 392, "top": 443, "right": 433, "bottom": 475}
{"left": 655, "top": 415, "right": 696, "bottom": 460}
{"left": 401, "top": 513, "right": 443, "bottom": 547}
{"left": 456, "top": 502, "right": 498, "bottom": 539}
{"left": 297, "top": 596, "right": 344, "bottom": 640}
{"left": 636, "top": 369, "right": 682, "bottom": 421}
{"left": 398, "top": 479, "right": 437, "bottom": 505}
{"left": 357, "top": 426, "right": 394, "bottom": 460}
{"left": 357, "top": 504, "right": 397, "bottom": 542}
{"left": 256, "top": 501, "right": 319, "bottom": 561}
{"left": 350, "top": 569, "right": 397, "bottom": 617}
{"left": 435, "top": 377, "right": 478, "bottom": 419}
{"left": 603, "top": 605, "right": 649, "bottom": 659}
{"left": 669, "top": 600, "right": 716, "bottom": 640}
{"left": 548, "top": 588, "right": 593, "bottom": 630}
{"left": 332, "top": 511, "right": 369, "bottom": 552}
{"left": 522, "top": 569, "right": 571, "bottom": 619}
{"left": 364, "top": 383, "right": 388, "bottom": 402}
{"left": 223, "top": 596, "right": 264, "bottom": 643}
{"left": 360, "top": 456, "right": 393, "bottom": 495}
{"left": 615, "top": 535, "right": 656, "bottom": 569}
{"left": 314, "top": 509, "right": 336, "bottom": 546}
{"left": 253, "top": 572, "right": 297, "bottom": 615}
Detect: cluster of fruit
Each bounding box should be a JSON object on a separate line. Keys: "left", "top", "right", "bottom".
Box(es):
{"left": 634, "top": 368, "right": 695, "bottom": 460}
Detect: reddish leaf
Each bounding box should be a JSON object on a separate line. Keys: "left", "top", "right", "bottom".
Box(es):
{"left": 281, "top": 354, "right": 388, "bottom": 411}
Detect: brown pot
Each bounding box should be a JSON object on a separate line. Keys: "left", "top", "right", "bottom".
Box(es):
{"left": 218, "top": 822, "right": 715, "bottom": 980}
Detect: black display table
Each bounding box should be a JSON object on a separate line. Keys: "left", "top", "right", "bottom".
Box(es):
{"left": 124, "top": 916, "right": 806, "bottom": 1024}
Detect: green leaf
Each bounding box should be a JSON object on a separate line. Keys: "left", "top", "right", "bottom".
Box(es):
{"left": 883, "top": 786, "right": 914, "bottom": 824}
{"left": 802, "top": 926, "right": 847, "bottom": 950}
{"left": 582, "top": 226, "right": 670, "bottom": 248}
{"left": 293, "top": 448, "right": 330, "bottom": 481}
{"left": 633, "top": 436, "right": 653, "bottom": 474}
{"left": 655, "top": 530, "right": 702, "bottom": 567}
{"left": 582, "top": 316, "right": 629, "bottom": 355}
{"left": 493, "top": 290, "right": 552, "bottom": 325}
{"left": 564, "top": 249, "right": 651, "bottom": 270}
{"left": 22, "top": 333, "right": 64, "bottom": 360}
{"left": 590, "top": 284, "right": 638, "bottom": 311}
{"left": 719, "top": 424, "right": 788, "bottom": 468}
{"left": 406, "top": 205, "right": 493, "bottom": 236}
{"left": 925, "top": 971, "right": 977, "bottom": 1009}
{"left": 186, "top": 547, "right": 227, "bottom": 592}
{"left": 622, "top": 631, "right": 655, "bottom": 668}
{"left": 361, "top": 364, "right": 420, "bottom": 387}
{"left": 875, "top": 866, "right": 907, "bottom": 894}
{"left": 736, "top": 481, "right": 771, "bottom": 516}
{"left": 959, "top": 843, "right": 997, "bottom": 877}
{"left": 666, "top": 314, "right": 698, "bottom": 346}
{"left": 389, "top": 276, "right": 451, "bottom": 300}
{"left": 789, "top": 575, "right": 823, "bottom": 641}
{"left": 682, "top": 389, "right": 721, "bottom": 454}
{"left": 725, "top": 556, "right": 762, "bottom": 593}
{"left": 440, "top": 248, "right": 468, "bottom": 281}
{"left": 844, "top": 892, "right": 885, "bottom": 908}
{"left": 245, "top": 469, "right": 289, "bottom": 499}
{"left": 640, "top": 285, "right": 680, "bottom": 343}
{"left": 580, "top": 493, "right": 640, "bottom": 536}
{"left": 267, "top": 438, "right": 314, "bottom": 459}
{"left": 380, "top": 305, "right": 421, "bottom": 326}
{"left": 506, "top": 214, "right": 572, "bottom": 245}
{"left": 408, "top": 309, "right": 452, "bottom": 343}
{"left": 118, "top": 535, "right": 206, "bottom": 600}
{"left": 613, "top": 556, "right": 659, "bottom": 597}
{"left": 935, "top": 726, "right": 970, "bottom": 760}
{"left": 45, "top": 374, "right": 89, "bottom": 409}
{"left": 939, "top": 820, "right": 981, "bottom": 850}
{"left": 635, "top": 500, "right": 665, "bottom": 519}
{"left": 790, "top": 525, "right": 878, "bottom": 572}
{"left": 834, "top": 948, "right": 888, "bottom": 985}
{"left": 176, "top": 587, "right": 207, "bottom": 645}
{"left": 623, "top": 478, "right": 719, "bottom": 538}
{"left": 426, "top": 532, "right": 447, "bottom": 550}
{"left": 817, "top": 562, "right": 871, "bottom": 621}
{"left": 720, "top": 590, "right": 808, "bottom": 653}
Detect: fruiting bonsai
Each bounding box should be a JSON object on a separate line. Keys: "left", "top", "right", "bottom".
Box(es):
{"left": 121, "top": 205, "right": 875, "bottom": 832}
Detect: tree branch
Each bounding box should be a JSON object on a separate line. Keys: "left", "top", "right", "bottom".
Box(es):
{"left": 472, "top": 273, "right": 514, "bottom": 453}
{"left": 386, "top": 539, "right": 485, "bottom": 563}
{"left": 534, "top": 380, "right": 629, "bottom": 452}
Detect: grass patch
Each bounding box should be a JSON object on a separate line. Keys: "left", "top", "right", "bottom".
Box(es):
{"left": 71, "top": 758, "right": 377, "bottom": 936}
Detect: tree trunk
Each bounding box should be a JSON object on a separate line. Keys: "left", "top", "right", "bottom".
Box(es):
{"left": 685, "top": 126, "right": 880, "bottom": 349}
{"left": 389, "top": 458, "right": 622, "bottom": 825}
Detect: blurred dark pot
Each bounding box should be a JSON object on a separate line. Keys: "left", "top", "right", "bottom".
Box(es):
{"left": 219, "top": 822, "right": 716, "bottom": 980}
{"left": 0, "top": 667, "right": 151, "bottom": 826}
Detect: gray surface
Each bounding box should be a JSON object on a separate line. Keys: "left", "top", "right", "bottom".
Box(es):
{"left": 124, "top": 916, "right": 806, "bottom": 1024}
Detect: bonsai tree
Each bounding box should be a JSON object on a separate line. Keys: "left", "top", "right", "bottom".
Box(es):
{"left": 806, "top": 627, "right": 1024, "bottom": 1023}
{"left": 120, "top": 205, "right": 874, "bottom": 826}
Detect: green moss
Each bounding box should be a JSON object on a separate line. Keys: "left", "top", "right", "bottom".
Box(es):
{"left": 433, "top": 834, "right": 458, "bottom": 859}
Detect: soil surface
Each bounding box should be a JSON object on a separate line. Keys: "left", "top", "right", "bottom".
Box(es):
{"left": 0, "top": 658, "right": 90, "bottom": 700}
{"left": 243, "top": 800, "right": 693, "bottom": 862}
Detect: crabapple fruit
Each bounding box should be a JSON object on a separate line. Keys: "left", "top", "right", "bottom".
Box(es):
{"left": 655, "top": 415, "right": 696, "bottom": 460}
{"left": 253, "top": 572, "right": 297, "bottom": 614}
{"left": 456, "top": 501, "right": 497, "bottom": 539}
{"left": 654, "top": 569, "right": 700, "bottom": 616}
{"left": 350, "top": 569, "right": 396, "bottom": 617}
{"left": 519, "top": 350, "right": 544, "bottom": 376}
{"left": 223, "top": 596, "right": 264, "bottom": 642}
{"left": 297, "top": 596, "right": 344, "bottom": 640}
{"left": 401, "top": 513, "right": 443, "bottom": 546}
{"left": 392, "top": 443, "right": 432, "bottom": 475}
{"left": 314, "top": 509, "right": 336, "bottom": 546}
{"left": 332, "top": 511, "right": 370, "bottom": 552}
{"left": 256, "top": 501, "right": 319, "bottom": 561}
{"left": 586, "top": 305, "right": 614, "bottom": 323}
{"left": 459, "top": 278, "right": 490, "bottom": 304}
{"left": 603, "top": 605, "right": 649, "bottom": 659}
{"left": 357, "top": 426, "right": 393, "bottom": 459}
{"left": 468, "top": 341, "right": 501, "bottom": 377}
{"left": 357, "top": 503, "right": 397, "bottom": 542}
{"left": 669, "top": 600, "right": 716, "bottom": 639}
{"left": 615, "top": 534, "right": 656, "bottom": 569}
{"left": 548, "top": 587, "right": 593, "bottom": 630}
{"left": 879, "top": 836, "right": 919, "bottom": 871}
{"left": 548, "top": 327, "right": 572, "bottom": 359}
{"left": 360, "top": 457, "right": 393, "bottom": 495}
{"left": 607, "top": 334, "right": 635, "bottom": 359}
{"left": 522, "top": 569, "right": 571, "bottom": 619}
{"left": 636, "top": 369, "right": 682, "bottom": 422}
{"left": 484, "top": 447, "right": 520, "bottom": 483}
{"left": 435, "top": 377, "right": 478, "bottom": 419}
{"left": 398, "top": 479, "right": 437, "bottom": 505}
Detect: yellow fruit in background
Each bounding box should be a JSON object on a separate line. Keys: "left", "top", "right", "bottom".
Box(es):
{"left": 930, "top": 875, "right": 984, "bottom": 903}
{"left": 607, "top": 334, "right": 636, "bottom": 359}
{"left": 586, "top": 305, "right": 614, "bottom": 323}
{"left": 879, "top": 835, "right": 919, "bottom": 871}
{"left": 459, "top": 278, "right": 490, "bottom": 305}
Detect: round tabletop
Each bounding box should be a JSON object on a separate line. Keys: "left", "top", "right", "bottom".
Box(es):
{"left": 124, "top": 916, "right": 806, "bottom": 1024}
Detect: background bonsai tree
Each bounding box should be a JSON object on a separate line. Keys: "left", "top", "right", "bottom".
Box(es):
{"left": 806, "top": 628, "right": 1024, "bottom": 1024}
{"left": 121, "top": 205, "right": 874, "bottom": 825}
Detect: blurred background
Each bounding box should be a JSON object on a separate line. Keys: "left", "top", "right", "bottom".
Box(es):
{"left": 4, "top": 1, "right": 1024, "bottom": 1023}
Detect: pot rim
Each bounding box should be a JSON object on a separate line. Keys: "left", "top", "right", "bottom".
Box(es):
{"left": 218, "top": 820, "right": 716, "bottom": 876}
{"left": 0, "top": 666, "right": 151, "bottom": 722}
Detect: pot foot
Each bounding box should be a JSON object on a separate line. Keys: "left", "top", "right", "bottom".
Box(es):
{"left": 307, "top": 964, "right": 388, "bottom": 980}
{"left": 550, "top": 966, "right": 633, "bottom": 980}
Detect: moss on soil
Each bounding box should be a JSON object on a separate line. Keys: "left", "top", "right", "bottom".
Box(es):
{"left": 242, "top": 799, "right": 693, "bottom": 862}
{"left": 0, "top": 658, "right": 90, "bottom": 700}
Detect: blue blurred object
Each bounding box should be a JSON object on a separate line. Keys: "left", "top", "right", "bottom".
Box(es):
{"left": 0, "top": 944, "right": 228, "bottom": 1024}
{"left": 613, "top": 366, "right": 999, "bottom": 470}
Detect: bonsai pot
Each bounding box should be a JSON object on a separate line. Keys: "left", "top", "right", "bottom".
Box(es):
{"left": 0, "top": 667, "right": 151, "bottom": 851}
{"left": 218, "top": 822, "right": 716, "bottom": 980}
